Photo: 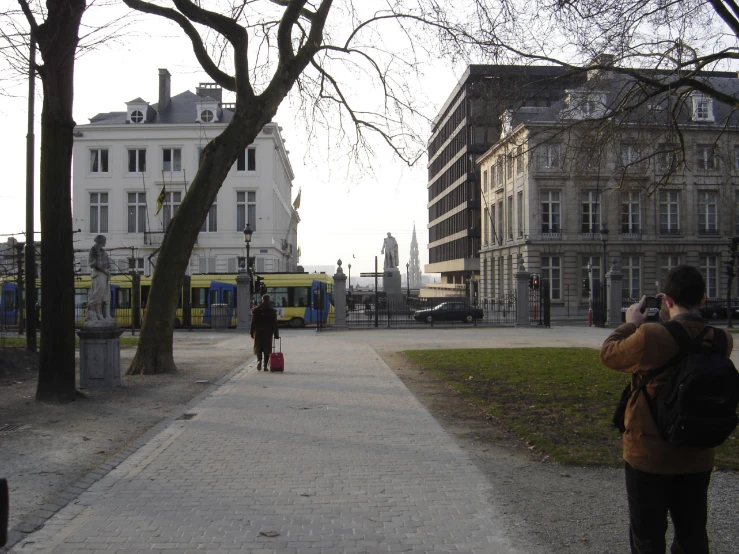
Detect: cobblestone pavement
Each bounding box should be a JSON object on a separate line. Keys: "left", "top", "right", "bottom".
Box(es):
{"left": 9, "top": 329, "right": 548, "bottom": 554}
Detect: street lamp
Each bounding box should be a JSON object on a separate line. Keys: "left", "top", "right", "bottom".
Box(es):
{"left": 406, "top": 262, "right": 410, "bottom": 299}
{"left": 348, "top": 263, "right": 352, "bottom": 291}
{"left": 243, "top": 223, "right": 254, "bottom": 301}
{"left": 599, "top": 224, "right": 609, "bottom": 325}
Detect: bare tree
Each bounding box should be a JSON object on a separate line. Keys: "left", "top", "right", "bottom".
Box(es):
{"left": 121, "top": 0, "right": 486, "bottom": 374}
{"left": 3, "top": 0, "right": 129, "bottom": 401}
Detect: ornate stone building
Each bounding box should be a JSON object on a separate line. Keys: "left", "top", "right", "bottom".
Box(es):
{"left": 477, "top": 66, "right": 739, "bottom": 318}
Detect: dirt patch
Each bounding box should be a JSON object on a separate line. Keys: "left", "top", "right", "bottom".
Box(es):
{"left": 379, "top": 349, "right": 739, "bottom": 554}
{"left": 0, "top": 335, "right": 248, "bottom": 534}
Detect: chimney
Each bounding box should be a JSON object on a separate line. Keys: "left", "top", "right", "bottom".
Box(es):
{"left": 158, "top": 68, "right": 171, "bottom": 112}
{"left": 196, "top": 82, "right": 222, "bottom": 103}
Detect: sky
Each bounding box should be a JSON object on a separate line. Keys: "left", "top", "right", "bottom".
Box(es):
{"left": 0, "top": 6, "right": 463, "bottom": 278}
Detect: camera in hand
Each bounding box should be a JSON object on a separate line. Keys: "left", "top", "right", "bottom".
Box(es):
{"left": 645, "top": 296, "right": 661, "bottom": 310}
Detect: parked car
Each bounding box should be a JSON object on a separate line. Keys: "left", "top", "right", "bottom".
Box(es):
{"left": 413, "top": 302, "right": 484, "bottom": 323}
{"left": 700, "top": 301, "right": 739, "bottom": 320}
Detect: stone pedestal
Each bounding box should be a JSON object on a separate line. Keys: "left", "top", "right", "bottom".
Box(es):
{"left": 78, "top": 326, "right": 124, "bottom": 388}
{"left": 236, "top": 272, "right": 252, "bottom": 331}
{"left": 333, "top": 261, "right": 347, "bottom": 329}
{"left": 383, "top": 268, "right": 402, "bottom": 301}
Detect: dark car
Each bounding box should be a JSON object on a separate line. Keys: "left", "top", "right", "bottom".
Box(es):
{"left": 413, "top": 302, "right": 484, "bottom": 323}
{"left": 700, "top": 301, "right": 739, "bottom": 320}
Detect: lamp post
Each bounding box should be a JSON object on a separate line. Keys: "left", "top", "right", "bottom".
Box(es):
{"left": 406, "top": 262, "right": 410, "bottom": 299}
{"left": 243, "top": 223, "right": 253, "bottom": 305}
{"left": 348, "top": 263, "right": 351, "bottom": 291}
{"left": 599, "top": 224, "right": 609, "bottom": 326}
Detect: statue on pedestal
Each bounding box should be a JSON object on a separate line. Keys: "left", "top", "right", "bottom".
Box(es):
{"left": 381, "top": 232, "right": 399, "bottom": 270}
{"left": 85, "top": 235, "right": 115, "bottom": 327}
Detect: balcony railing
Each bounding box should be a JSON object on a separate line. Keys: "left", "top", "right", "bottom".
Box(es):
{"left": 697, "top": 228, "right": 720, "bottom": 236}
{"left": 659, "top": 227, "right": 682, "bottom": 236}
{"left": 621, "top": 232, "right": 641, "bottom": 240}
{"left": 542, "top": 232, "right": 561, "bottom": 240}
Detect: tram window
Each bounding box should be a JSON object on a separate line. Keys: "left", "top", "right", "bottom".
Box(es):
{"left": 268, "top": 287, "right": 288, "bottom": 307}
{"left": 191, "top": 288, "right": 207, "bottom": 308}
{"left": 293, "top": 286, "right": 309, "bottom": 308}
{"left": 209, "top": 290, "right": 218, "bottom": 306}
{"left": 223, "top": 290, "right": 232, "bottom": 306}
{"left": 3, "top": 291, "right": 14, "bottom": 310}
{"left": 141, "top": 286, "right": 150, "bottom": 309}
{"left": 117, "top": 288, "right": 132, "bottom": 309}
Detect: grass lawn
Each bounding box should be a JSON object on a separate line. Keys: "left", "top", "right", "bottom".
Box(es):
{"left": 0, "top": 336, "right": 140, "bottom": 348}
{"left": 404, "top": 348, "right": 739, "bottom": 470}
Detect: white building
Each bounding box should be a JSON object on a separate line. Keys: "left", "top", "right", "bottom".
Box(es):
{"left": 72, "top": 69, "right": 299, "bottom": 277}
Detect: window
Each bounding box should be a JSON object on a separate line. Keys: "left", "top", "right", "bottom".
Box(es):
{"left": 89, "top": 192, "right": 108, "bottom": 233}
{"left": 541, "top": 190, "right": 561, "bottom": 233}
{"left": 581, "top": 256, "right": 601, "bottom": 298}
{"left": 619, "top": 144, "right": 642, "bottom": 167}
{"left": 162, "top": 148, "right": 182, "bottom": 172}
{"left": 483, "top": 208, "right": 489, "bottom": 245}
{"left": 734, "top": 146, "right": 739, "bottom": 171}
{"left": 623, "top": 256, "right": 641, "bottom": 298}
{"left": 621, "top": 192, "right": 640, "bottom": 234}
{"left": 128, "top": 149, "right": 146, "bottom": 173}
{"left": 657, "top": 144, "right": 682, "bottom": 172}
{"left": 483, "top": 170, "right": 488, "bottom": 192}
{"left": 506, "top": 154, "right": 514, "bottom": 178}
{"left": 516, "top": 146, "right": 523, "bottom": 174}
{"left": 496, "top": 155, "right": 503, "bottom": 183}
{"left": 90, "top": 149, "right": 109, "bottom": 173}
{"left": 700, "top": 255, "right": 719, "bottom": 298}
{"left": 201, "top": 200, "right": 217, "bottom": 233}
{"left": 581, "top": 100, "right": 598, "bottom": 117}
{"left": 127, "top": 192, "right": 146, "bottom": 233}
{"left": 236, "top": 191, "right": 257, "bottom": 231}
{"left": 237, "top": 147, "right": 256, "bottom": 171}
{"left": 497, "top": 200, "right": 503, "bottom": 244}
{"left": 130, "top": 110, "right": 144, "bottom": 123}
{"left": 660, "top": 255, "right": 680, "bottom": 277}
{"left": 659, "top": 191, "right": 680, "bottom": 234}
{"left": 581, "top": 191, "right": 600, "bottom": 233}
{"left": 507, "top": 196, "right": 513, "bottom": 240}
{"left": 200, "top": 109, "right": 214, "bottom": 123}
{"left": 129, "top": 257, "right": 145, "bottom": 273}
{"left": 697, "top": 191, "right": 719, "bottom": 235}
{"left": 491, "top": 204, "right": 496, "bottom": 244}
{"left": 538, "top": 144, "right": 560, "bottom": 168}
{"left": 692, "top": 94, "right": 714, "bottom": 122}
{"left": 161, "top": 191, "right": 181, "bottom": 227}
{"left": 517, "top": 191, "right": 524, "bottom": 237}
{"left": 541, "top": 256, "right": 561, "bottom": 300}
{"left": 696, "top": 145, "right": 717, "bottom": 170}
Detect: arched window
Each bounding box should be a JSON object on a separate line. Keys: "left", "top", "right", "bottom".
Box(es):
{"left": 130, "top": 110, "right": 144, "bottom": 123}
{"left": 200, "top": 109, "right": 214, "bottom": 123}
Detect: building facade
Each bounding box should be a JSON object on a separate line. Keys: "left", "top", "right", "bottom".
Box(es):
{"left": 72, "top": 69, "right": 299, "bottom": 278}
{"left": 477, "top": 67, "right": 739, "bottom": 318}
{"left": 425, "top": 65, "right": 582, "bottom": 296}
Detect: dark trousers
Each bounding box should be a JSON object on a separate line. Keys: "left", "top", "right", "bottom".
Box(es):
{"left": 625, "top": 462, "right": 712, "bottom": 554}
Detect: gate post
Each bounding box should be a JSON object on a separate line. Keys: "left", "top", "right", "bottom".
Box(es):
{"left": 236, "top": 270, "right": 251, "bottom": 331}
{"left": 515, "top": 268, "right": 531, "bottom": 326}
{"left": 333, "top": 260, "right": 347, "bottom": 329}
{"left": 606, "top": 258, "right": 624, "bottom": 327}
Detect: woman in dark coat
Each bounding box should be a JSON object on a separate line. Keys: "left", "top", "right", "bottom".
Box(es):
{"left": 250, "top": 294, "right": 279, "bottom": 371}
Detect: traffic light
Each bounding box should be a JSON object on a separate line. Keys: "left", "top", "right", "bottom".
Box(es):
{"left": 529, "top": 275, "right": 534, "bottom": 289}
{"left": 532, "top": 274, "right": 540, "bottom": 290}
{"left": 254, "top": 276, "right": 266, "bottom": 296}
{"left": 582, "top": 278, "right": 590, "bottom": 293}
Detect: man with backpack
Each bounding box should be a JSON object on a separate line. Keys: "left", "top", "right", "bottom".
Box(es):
{"left": 601, "top": 265, "right": 738, "bottom": 554}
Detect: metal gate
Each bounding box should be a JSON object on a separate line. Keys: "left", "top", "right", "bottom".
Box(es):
{"left": 527, "top": 279, "right": 551, "bottom": 327}
{"left": 592, "top": 280, "right": 607, "bottom": 327}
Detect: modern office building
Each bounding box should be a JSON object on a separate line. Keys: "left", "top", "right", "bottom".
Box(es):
{"left": 72, "top": 69, "right": 299, "bottom": 278}
{"left": 424, "top": 65, "right": 582, "bottom": 296}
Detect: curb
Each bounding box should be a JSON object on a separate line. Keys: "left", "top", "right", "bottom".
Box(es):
{"left": 1, "top": 357, "right": 253, "bottom": 553}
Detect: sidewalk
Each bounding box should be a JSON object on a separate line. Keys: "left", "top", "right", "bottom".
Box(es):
{"left": 9, "top": 330, "right": 533, "bottom": 554}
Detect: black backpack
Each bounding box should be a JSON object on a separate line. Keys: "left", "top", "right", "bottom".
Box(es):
{"left": 613, "top": 320, "right": 739, "bottom": 448}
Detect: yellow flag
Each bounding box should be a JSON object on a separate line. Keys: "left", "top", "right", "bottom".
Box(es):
{"left": 292, "top": 188, "right": 302, "bottom": 210}
{"left": 155, "top": 183, "right": 166, "bottom": 215}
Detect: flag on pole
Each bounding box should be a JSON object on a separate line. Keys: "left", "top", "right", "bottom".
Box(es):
{"left": 155, "top": 182, "right": 166, "bottom": 215}
{"left": 292, "top": 187, "right": 302, "bottom": 210}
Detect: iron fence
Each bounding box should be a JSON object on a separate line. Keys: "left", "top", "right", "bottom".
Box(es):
{"left": 343, "top": 295, "right": 516, "bottom": 328}
{"left": 527, "top": 280, "right": 551, "bottom": 327}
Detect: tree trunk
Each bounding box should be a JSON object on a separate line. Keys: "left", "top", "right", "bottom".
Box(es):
{"left": 33, "top": 0, "right": 85, "bottom": 403}
{"left": 128, "top": 113, "right": 268, "bottom": 374}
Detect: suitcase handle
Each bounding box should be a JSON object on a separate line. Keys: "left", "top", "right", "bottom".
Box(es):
{"left": 273, "top": 336, "right": 281, "bottom": 352}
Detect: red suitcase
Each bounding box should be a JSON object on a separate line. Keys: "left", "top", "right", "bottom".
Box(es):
{"left": 269, "top": 338, "right": 284, "bottom": 372}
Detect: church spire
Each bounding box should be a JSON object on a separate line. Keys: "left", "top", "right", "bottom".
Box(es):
{"left": 409, "top": 223, "right": 422, "bottom": 288}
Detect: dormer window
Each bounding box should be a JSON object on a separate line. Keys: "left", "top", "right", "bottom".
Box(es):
{"left": 200, "top": 109, "right": 214, "bottom": 123}
{"left": 195, "top": 99, "right": 220, "bottom": 123}
{"left": 125, "top": 98, "right": 150, "bottom": 123}
{"left": 581, "top": 100, "right": 598, "bottom": 117}
{"left": 692, "top": 93, "right": 714, "bottom": 122}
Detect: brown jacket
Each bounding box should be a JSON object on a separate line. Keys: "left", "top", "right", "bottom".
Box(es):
{"left": 250, "top": 302, "right": 279, "bottom": 355}
{"left": 600, "top": 316, "right": 733, "bottom": 474}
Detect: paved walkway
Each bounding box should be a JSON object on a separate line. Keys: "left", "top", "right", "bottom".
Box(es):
{"left": 11, "top": 328, "right": 587, "bottom": 554}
